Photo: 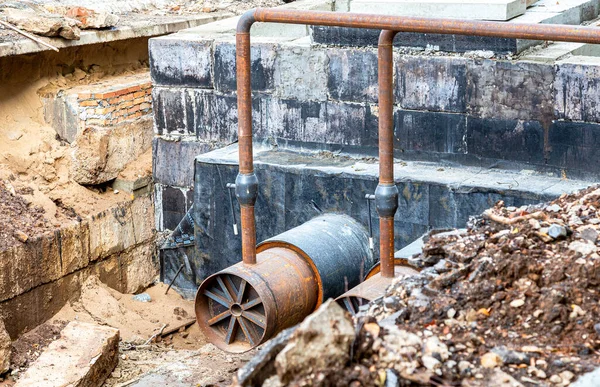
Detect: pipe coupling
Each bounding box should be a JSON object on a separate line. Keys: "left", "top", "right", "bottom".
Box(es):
{"left": 375, "top": 184, "right": 398, "bottom": 218}
{"left": 235, "top": 173, "right": 258, "bottom": 206}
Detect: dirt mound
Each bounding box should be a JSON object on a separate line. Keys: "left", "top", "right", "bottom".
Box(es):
{"left": 0, "top": 180, "right": 54, "bottom": 249}
{"left": 243, "top": 186, "right": 600, "bottom": 386}
{"left": 356, "top": 185, "right": 600, "bottom": 385}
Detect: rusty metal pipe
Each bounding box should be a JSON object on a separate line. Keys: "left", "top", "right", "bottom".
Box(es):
{"left": 235, "top": 8, "right": 600, "bottom": 267}
{"left": 377, "top": 30, "right": 398, "bottom": 279}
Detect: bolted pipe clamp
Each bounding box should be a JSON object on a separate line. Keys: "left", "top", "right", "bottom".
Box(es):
{"left": 375, "top": 184, "right": 398, "bottom": 218}
{"left": 235, "top": 173, "right": 259, "bottom": 206}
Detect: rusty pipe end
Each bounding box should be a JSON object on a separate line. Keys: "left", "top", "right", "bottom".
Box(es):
{"left": 237, "top": 9, "right": 257, "bottom": 33}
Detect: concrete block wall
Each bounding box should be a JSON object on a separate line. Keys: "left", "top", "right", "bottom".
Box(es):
{"left": 0, "top": 194, "right": 157, "bottom": 338}
{"left": 151, "top": 33, "right": 600, "bottom": 183}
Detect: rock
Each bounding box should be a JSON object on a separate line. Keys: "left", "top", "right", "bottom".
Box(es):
{"left": 580, "top": 228, "right": 599, "bottom": 243}
{"left": 235, "top": 327, "right": 296, "bottom": 386}
{"left": 2, "top": 8, "right": 80, "bottom": 40}
{"left": 481, "top": 352, "right": 503, "bottom": 368}
{"left": 65, "top": 7, "right": 119, "bottom": 29}
{"left": 6, "top": 130, "right": 23, "bottom": 141}
{"left": 594, "top": 323, "right": 600, "bottom": 336}
{"left": 447, "top": 308, "right": 457, "bottom": 319}
{"left": 571, "top": 367, "right": 600, "bottom": 387}
{"left": 423, "top": 336, "right": 449, "bottom": 361}
{"left": 559, "top": 370, "right": 575, "bottom": 383}
{"left": 549, "top": 374, "right": 562, "bottom": 384}
{"left": 381, "top": 326, "right": 422, "bottom": 357}
{"left": 568, "top": 241, "right": 597, "bottom": 256}
{"left": 13, "top": 230, "right": 28, "bottom": 243}
{"left": 491, "top": 346, "right": 531, "bottom": 365}
{"left": 548, "top": 224, "right": 567, "bottom": 239}
{"left": 458, "top": 360, "right": 474, "bottom": 374}
{"left": 275, "top": 300, "right": 354, "bottom": 383}
{"left": 510, "top": 299, "right": 525, "bottom": 308}
{"left": 15, "top": 321, "right": 119, "bottom": 387}
{"left": 385, "top": 369, "right": 399, "bottom": 387}
{"left": 383, "top": 296, "right": 400, "bottom": 310}
{"left": 422, "top": 355, "right": 441, "bottom": 371}
{"left": 546, "top": 204, "right": 561, "bottom": 212}
{"left": 0, "top": 320, "right": 11, "bottom": 374}
{"left": 132, "top": 293, "right": 151, "bottom": 302}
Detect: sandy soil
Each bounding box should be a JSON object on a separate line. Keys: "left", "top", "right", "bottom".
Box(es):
{"left": 5, "top": 276, "right": 251, "bottom": 386}
{"left": 0, "top": 66, "right": 152, "bottom": 249}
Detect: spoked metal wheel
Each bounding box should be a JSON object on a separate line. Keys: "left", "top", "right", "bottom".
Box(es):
{"left": 197, "top": 273, "right": 267, "bottom": 352}
{"left": 337, "top": 295, "right": 370, "bottom": 316}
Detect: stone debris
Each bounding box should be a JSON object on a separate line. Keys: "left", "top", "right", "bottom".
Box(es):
{"left": 1, "top": 7, "right": 81, "bottom": 39}
{"left": 239, "top": 185, "right": 600, "bottom": 386}
{"left": 65, "top": 7, "right": 119, "bottom": 29}
{"left": 15, "top": 321, "right": 119, "bottom": 387}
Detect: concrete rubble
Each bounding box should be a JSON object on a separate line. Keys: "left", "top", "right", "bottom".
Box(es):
{"left": 15, "top": 321, "right": 119, "bottom": 387}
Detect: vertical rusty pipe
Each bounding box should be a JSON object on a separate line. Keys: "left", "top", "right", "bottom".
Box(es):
{"left": 376, "top": 30, "right": 399, "bottom": 279}
{"left": 236, "top": 12, "right": 258, "bottom": 265}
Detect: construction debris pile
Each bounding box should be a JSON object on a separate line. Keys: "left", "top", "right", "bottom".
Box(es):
{"left": 237, "top": 186, "right": 600, "bottom": 386}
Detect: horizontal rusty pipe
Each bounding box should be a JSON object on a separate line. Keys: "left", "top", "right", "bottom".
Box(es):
{"left": 377, "top": 30, "right": 398, "bottom": 279}
{"left": 235, "top": 8, "right": 600, "bottom": 267}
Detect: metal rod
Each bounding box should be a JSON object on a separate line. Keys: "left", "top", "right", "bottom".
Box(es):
{"left": 235, "top": 8, "right": 600, "bottom": 268}
{"left": 165, "top": 263, "right": 185, "bottom": 295}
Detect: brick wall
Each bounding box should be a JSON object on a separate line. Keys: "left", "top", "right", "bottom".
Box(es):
{"left": 43, "top": 73, "right": 153, "bottom": 143}
{"left": 77, "top": 80, "right": 153, "bottom": 127}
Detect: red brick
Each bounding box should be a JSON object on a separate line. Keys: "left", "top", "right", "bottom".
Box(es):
{"left": 126, "top": 85, "right": 142, "bottom": 94}
{"left": 128, "top": 105, "right": 141, "bottom": 114}
{"left": 133, "top": 97, "right": 145, "bottom": 105}
{"left": 139, "top": 103, "right": 152, "bottom": 111}
{"left": 95, "top": 91, "right": 118, "bottom": 99}
{"left": 140, "top": 82, "right": 153, "bottom": 90}
{"left": 133, "top": 91, "right": 145, "bottom": 99}
{"left": 78, "top": 93, "right": 92, "bottom": 100}
{"left": 79, "top": 100, "right": 98, "bottom": 107}
{"left": 133, "top": 111, "right": 143, "bottom": 118}
{"left": 86, "top": 118, "right": 108, "bottom": 126}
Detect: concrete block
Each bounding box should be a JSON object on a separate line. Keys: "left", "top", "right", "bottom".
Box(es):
{"left": 396, "top": 55, "right": 467, "bottom": 113}
{"left": 273, "top": 44, "right": 328, "bottom": 101}
{"left": 0, "top": 233, "right": 61, "bottom": 303}
{"left": 152, "top": 136, "right": 215, "bottom": 187}
{"left": 0, "top": 269, "right": 86, "bottom": 339}
{"left": 466, "top": 117, "right": 545, "bottom": 164}
{"left": 213, "top": 40, "right": 277, "bottom": 93}
{"left": 528, "top": 0, "right": 599, "bottom": 22}
{"left": 59, "top": 221, "right": 91, "bottom": 276}
{"left": 130, "top": 193, "right": 155, "bottom": 246}
{"left": 555, "top": 57, "right": 600, "bottom": 123}
{"left": 121, "top": 242, "right": 158, "bottom": 294}
{"left": 466, "top": 59, "right": 554, "bottom": 121}
{"left": 89, "top": 203, "right": 136, "bottom": 261}
{"left": 396, "top": 182, "right": 430, "bottom": 226}
{"left": 350, "top": 0, "right": 526, "bottom": 21}
{"left": 15, "top": 322, "right": 119, "bottom": 387}
{"left": 395, "top": 110, "right": 467, "bottom": 154}
{"left": 149, "top": 36, "right": 213, "bottom": 87}
{"left": 327, "top": 48, "right": 378, "bottom": 103}
{"left": 152, "top": 87, "right": 187, "bottom": 135}
{"left": 548, "top": 120, "right": 600, "bottom": 177}
{"left": 185, "top": 88, "right": 215, "bottom": 139}
{"left": 70, "top": 117, "right": 154, "bottom": 185}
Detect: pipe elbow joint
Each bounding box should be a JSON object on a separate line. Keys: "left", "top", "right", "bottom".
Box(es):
{"left": 237, "top": 9, "right": 256, "bottom": 33}
{"left": 375, "top": 184, "right": 398, "bottom": 218}
{"left": 235, "top": 173, "right": 259, "bottom": 206}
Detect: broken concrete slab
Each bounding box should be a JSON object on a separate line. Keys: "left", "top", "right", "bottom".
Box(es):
{"left": 350, "top": 0, "right": 526, "bottom": 21}
{"left": 1, "top": 8, "right": 81, "bottom": 40}
{"left": 70, "top": 117, "right": 153, "bottom": 185}
{"left": 15, "top": 321, "right": 119, "bottom": 387}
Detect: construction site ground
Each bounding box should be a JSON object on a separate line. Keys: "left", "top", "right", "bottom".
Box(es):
{"left": 3, "top": 277, "right": 252, "bottom": 386}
